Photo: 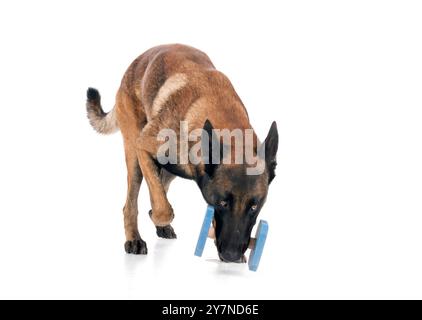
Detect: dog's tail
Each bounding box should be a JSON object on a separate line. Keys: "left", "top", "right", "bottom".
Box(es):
{"left": 86, "top": 88, "right": 119, "bottom": 134}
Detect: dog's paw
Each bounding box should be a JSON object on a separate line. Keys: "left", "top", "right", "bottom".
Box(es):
{"left": 124, "top": 239, "right": 148, "bottom": 255}
{"left": 149, "top": 210, "right": 177, "bottom": 239}
{"left": 156, "top": 225, "right": 177, "bottom": 239}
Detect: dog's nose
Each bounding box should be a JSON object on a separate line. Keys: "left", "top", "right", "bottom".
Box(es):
{"left": 219, "top": 251, "right": 243, "bottom": 263}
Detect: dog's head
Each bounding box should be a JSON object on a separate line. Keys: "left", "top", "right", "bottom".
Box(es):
{"left": 198, "top": 120, "right": 278, "bottom": 262}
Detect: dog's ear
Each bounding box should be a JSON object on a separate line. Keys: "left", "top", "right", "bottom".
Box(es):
{"left": 263, "top": 121, "right": 279, "bottom": 183}
{"left": 202, "top": 119, "right": 219, "bottom": 177}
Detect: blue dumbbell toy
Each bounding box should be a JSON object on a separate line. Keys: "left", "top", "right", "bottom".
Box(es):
{"left": 194, "top": 205, "right": 269, "bottom": 271}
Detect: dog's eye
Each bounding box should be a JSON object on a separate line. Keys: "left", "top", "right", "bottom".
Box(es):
{"left": 250, "top": 204, "right": 258, "bottom": 212}
{"left": 219, "top": 200, "right": 228, "bottom": 208}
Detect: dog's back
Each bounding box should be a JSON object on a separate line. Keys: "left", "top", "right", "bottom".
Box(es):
{"left": 123, "top": 44, "right": 250, "bottom": 134}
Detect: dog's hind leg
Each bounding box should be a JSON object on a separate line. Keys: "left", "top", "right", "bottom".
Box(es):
{"left": 116, "top": 90, "right": 149, "bottom": 254}
{"left": 122, "top": 142, "right": 148, "bottom": 254}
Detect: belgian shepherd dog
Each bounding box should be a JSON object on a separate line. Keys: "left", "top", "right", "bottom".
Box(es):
{"left": 86, "top": 44, "right": 278, "bottom": 262}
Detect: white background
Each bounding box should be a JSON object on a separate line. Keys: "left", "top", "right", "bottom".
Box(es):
{"left": 0, "top": 0, "right": 421, "bottom": 299}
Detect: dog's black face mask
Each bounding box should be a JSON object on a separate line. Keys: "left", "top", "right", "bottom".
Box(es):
{"left": 198, "top": 120, "right": 278, "bottom": 262}
{"left": 212, "top": 182, "right": 264, "bottom": 262}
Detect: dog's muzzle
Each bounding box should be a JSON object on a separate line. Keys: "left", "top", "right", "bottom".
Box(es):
{"left": 218, "top": 252, "right": 247, "bottom": 263}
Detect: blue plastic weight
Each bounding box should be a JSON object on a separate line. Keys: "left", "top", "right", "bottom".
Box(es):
{"left": 248, "top": 220, "right": 269, "bottom": 272}
{"left": 194, "top": 205, "right": 215, "bottom": 257}
{"left": 194, "top": 205, "right": 269, "bottom": 271}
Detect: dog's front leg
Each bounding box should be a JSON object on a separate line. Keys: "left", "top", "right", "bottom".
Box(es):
{"left": 136, "top": 134, "right": 174, "bottom": 227}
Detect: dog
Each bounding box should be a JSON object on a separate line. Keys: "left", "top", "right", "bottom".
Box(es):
{"left": 86, "top": 44, "right": 278, "bottom": 262}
